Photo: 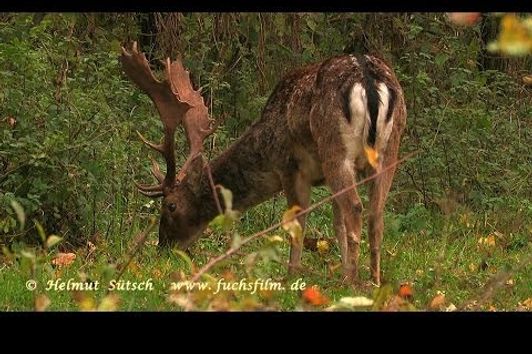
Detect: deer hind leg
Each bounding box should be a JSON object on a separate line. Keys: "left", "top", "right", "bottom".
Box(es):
{"left": 323, "top": 159, "right": 363, "bottom": 283}
{"left": 282, "top": 171, "right": 311, "bottom": 274}
{"left": 367, "top": 160, "right": 397, "bottom": 286}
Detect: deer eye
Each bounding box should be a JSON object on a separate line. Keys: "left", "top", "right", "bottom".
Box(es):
{"left": 167, "top": 203, "right": 176, "bottom": 212}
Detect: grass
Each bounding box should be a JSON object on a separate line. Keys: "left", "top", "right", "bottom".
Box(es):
{"left": 1, "top": 187, "right": 530, "bottom": 312}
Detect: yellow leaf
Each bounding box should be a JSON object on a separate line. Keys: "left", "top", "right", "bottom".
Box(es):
{"left": 491, "top": 14, "right": 532, "bottom": 56}
{"left": 317, "top": 240, "right": 329, "bottom": 254}
{"left": 523, "top": 74, "right": 532, "bottom": 87}
{"left": 72, "top": 291, "right": 96, "bottom": 311}
{"left": 97, "top": 294, "right": 120, "bottom": 311}
{"left": 218, "top": 185, "right": 233, "bottom": 211}
{"left": 364, "top": 145, "right": 379, "bottom": 169}
{"left": 268, "top": 235, "right": 284, "bottom": 244}
{"left": 282, "top": 206, "right": 303, "bottom": 246}
{"left": 46, "top": 235, "right": 63, "bottom": 248}
{"left": 477, "top": 234, "right": 496, "bottom": 248}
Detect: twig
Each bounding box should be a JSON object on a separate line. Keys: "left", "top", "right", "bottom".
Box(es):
{"left": 204, "top": 160, "right": 223, "bottom": 216}
{"left": 190, "top": 151, "right": 419, "bottom": 282}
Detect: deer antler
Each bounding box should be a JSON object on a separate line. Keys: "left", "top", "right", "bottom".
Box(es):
{"left": 121, "top": 42, "right": 221, "bottom": 197}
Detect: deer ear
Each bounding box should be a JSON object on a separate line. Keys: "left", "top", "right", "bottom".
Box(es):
{"left": 184, "top": 154, "right": 206, "bottom": 187}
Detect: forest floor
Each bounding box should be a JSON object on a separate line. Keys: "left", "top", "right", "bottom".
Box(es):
{"left": 1, "top": 188, "right": 530, "bottom": 311}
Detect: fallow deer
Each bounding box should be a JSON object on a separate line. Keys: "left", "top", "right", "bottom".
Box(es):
{"left": 120, "top": 42, "right": 406, "bottom": 285}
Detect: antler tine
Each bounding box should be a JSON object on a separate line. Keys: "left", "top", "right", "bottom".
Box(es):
{"left": 135, "top": 181, "right": 163, "bottom": 192}
{"left": 134, "top": 181, "right": 164, "bottom": 198}
{"left": 136, "top": 131, "right": 164, "bottom": 154}
{"left": 149, "top": 155, "right": 165, "bottom": 183}
{"left": 138, "top": 189, "right": 164, "bottom": 198}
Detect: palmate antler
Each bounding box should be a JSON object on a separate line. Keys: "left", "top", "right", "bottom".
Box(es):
{"left": 120, "top": 42, "right": 220, "bottom": 197}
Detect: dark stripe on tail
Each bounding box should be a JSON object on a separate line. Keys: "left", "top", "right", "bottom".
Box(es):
{"left": 342, "top": 81, "right": 353, "bottom": 123}
{"left": 359, "top": 55, "right": 380, "bottom": 146}
{"left": 386, "top": 88, "right": 396, "bottom": 123}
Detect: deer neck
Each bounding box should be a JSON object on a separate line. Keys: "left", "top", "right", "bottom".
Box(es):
{"left": 195, "top": 131, "right": 282, "bottom": 226}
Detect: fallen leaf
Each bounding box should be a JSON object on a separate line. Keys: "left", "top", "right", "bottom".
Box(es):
{"left": 152, "top": 268, "right": 163, "bottom": 279}
{"left": 478, "top": 234, "right": 496, "bottom": 248}
{"left": 429, "top": 292, "right": 446, "bottom": 310}
{"left": 446, "top": 12, "right": 481, "bottom": 26}
{"left": 523, "top": 74, "right": 532, "bottom": 87}
{"left": 35, "top": 294, "right": 51, "bottom": 312}
{"left": 398, "top": 282, "right": 413, "bottom": 299}
{"left": 302, "top": 286, "right": 329, "bottom": 306}
{"left": 268, "top": 235, "right": 284, "bottom": 244}
{"left": 72, "top": 291, "right": 96, "bottom": 311}
{"left": 339, "top": 296, "right": 374, "bottom": 307}
{"left": 97, "top": 293, "right": 120, "bottom": 311}
{"left": 317, "top": 240, "right": 329, "bottom": 254}
{"left": 51, "top": 252, "right": 76, "bottom": 268}
{"left": 521, "top": 298, "right": 532, "bottom": 310}
{"left": 168, "top": 293, "right": 194, "bottom": 310}
{"left": 468, "top": 263, "right": 477, "bottom": 272}
{"left": 384, "top": 295, "right": 405, "bottom": 311}
{"left": 445, "top": 303, "right": 457, "bottom": 312}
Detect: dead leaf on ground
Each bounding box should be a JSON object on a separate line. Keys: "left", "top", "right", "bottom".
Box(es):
{"left": 98, "top": 293, "right": 120, "bottom": 311}
{"left": 517, "top": 298, "right": 532, "bottom": 311}
{"left": 51, "top": 252, "right": 76, "bottom": 268}
{"left": 446, "top": 12, "right": 481, "bottom": 27}
{"left": 429, "top": 292, "right": 446, "bottom": 310}
{"left": 35, "top": 294, "right": 51, "bottom": 312}
{"left": 302, "top": 286, "right": 329, "bottom": 306}
{"left": 317, "top": 240, "right": 330, "bottom": 254}
{"left": 398, "top": 282, "right": 414, "bottom": 300}
{"left": 384, "top": 295, "right": 405, "bottom": 311}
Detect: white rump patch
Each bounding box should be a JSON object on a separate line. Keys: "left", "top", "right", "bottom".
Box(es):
{"left": 341, "top": 83, "right": 368, "bottom": 161}
{"left": 375, "top": 82, "right": 394, "bottom": 153}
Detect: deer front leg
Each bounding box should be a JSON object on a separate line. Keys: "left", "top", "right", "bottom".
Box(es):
{"left": 282, "top": 172, "right": 311, "bottom": 274}
{"left": 324, "top": 160, "right": 363, "bottom": 283}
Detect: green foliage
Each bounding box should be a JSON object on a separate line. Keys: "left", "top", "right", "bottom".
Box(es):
{"left": 0, "top": 14, "right": 143, "bottom": 243}
{"left": 0, "top": 13, "right": 530, "bottom": 311}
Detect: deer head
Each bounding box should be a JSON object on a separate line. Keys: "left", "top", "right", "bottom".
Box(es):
{"left": 120, "top": 42, "right": 220, "bottom": 248}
